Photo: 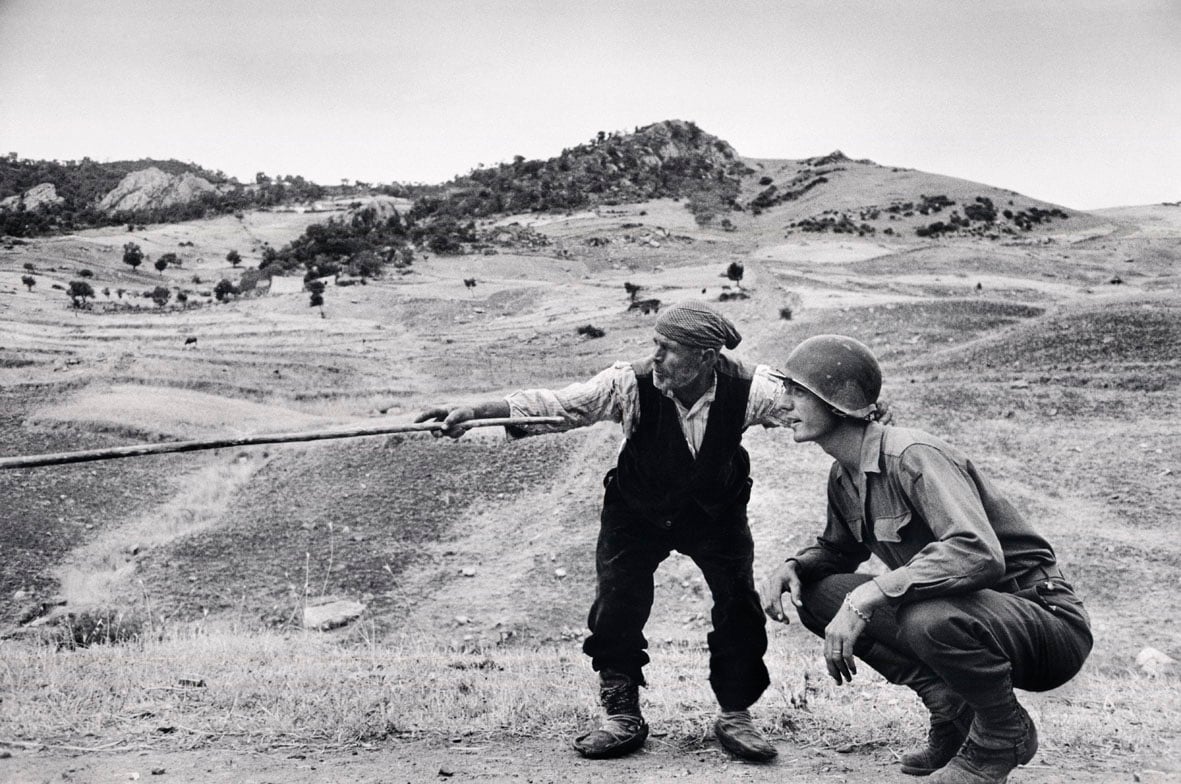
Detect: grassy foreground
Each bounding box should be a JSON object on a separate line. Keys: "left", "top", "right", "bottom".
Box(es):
{"left": 0, "top": 625, "right": 1175, "bottom": 774}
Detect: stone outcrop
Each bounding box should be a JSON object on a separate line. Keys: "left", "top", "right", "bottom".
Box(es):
{"left": 0, "top": 182, "right": 65, "bottom": 211}
{"left": 302, "top": 598, "right": 367, "bottom": 630}
{"left": 97, "top": 167, "right": 217, "bottom": 212}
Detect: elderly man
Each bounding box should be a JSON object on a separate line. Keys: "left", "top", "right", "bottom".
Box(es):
{"left": 417, "top": 300, "right": 786, "bottom": 762}
{"left": 761, "top": 335, "right": 1092, "bottom": 784}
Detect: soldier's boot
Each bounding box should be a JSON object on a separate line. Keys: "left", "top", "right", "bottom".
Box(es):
{"left": 928, "top": 701, "right": 1038, "bottom": 784}
{"left": 900, "top": 685, "right": 974, "bottom": 776}
{"left": 714, "top": 709, "right": 778, "bottom": 762}
{"left": 853, "top": 641, "right": 973, "bottom": 777}
{"left": 572, "top": 671, "right": 648, "bottom": 759}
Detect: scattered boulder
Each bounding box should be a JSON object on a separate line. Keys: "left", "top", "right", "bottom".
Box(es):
{"left": 1136, "top": 646, "right": 1176, "bottom": 676}
{"left": 302, "top": 598, "right": 366, "bottom": 631}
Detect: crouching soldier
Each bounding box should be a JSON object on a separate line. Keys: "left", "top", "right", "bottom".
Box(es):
{"left": 760, "top": 335, "right": 1092, "bottom": 784}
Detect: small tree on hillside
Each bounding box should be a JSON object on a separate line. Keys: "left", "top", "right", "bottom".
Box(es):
{"left": 21, "top": 275, "right": 35, "bottom": 292}
{"left": 67, "top": 280, "right": 95, "bottom": 309}
{"left": 154, "top": 257, "right": 169, "bottom": 275}
{"left": 624, "top": 281, "right": 642, "bottom": 302}
{"left": 308, "top": 279, "right": 326, "bottom": 317}
{"left": 150, "top": 285, "right": 171, "bottom": 308}
{"left": 122, "top": 242, "right": 143, "bottom": 271}
{"left": 213, "top": 278, "right": 238, "bottom": 302}
{"left": 725, "top": 261, "right": 744, "bottom": 289}
{"left": 226, "top": 249, "right": 242, "bottom": 268}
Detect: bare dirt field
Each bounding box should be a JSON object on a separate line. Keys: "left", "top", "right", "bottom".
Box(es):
{"left": 1, "top": 197, "right": 1179, "bottom": 783}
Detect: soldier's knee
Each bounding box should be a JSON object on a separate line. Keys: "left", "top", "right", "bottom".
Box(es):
{"left": 897, "top": 599, "right": 963, "bottom": 652}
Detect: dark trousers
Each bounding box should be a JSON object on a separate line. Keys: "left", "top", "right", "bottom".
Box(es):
{"left": 796, "top": 572, "right": 1093, "bottom": 715}
{"left": 582, "top": 497, "right": 770, "bottom": 712}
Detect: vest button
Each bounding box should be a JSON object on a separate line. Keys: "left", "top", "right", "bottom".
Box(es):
{"left": 662, "top": 520, "right": 673, "bottom": 529}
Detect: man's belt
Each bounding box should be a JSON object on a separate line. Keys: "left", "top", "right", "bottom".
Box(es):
{"left": 998, "top": 565, "right": 1067, "bottom": 594}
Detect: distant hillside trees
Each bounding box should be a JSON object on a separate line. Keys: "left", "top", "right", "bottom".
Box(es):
{"left": 226, "top": 249, "right": 242, "bottom": 267}
{"left": 0, "top": 155, "right": 327, "bottom": 237}
{"left": 21, "top": 274, "right": 35, "bottom": 291}
{"left": 261, "top": 121, "right": 750, "bottom": 283}
{"left": 262, "top": 204, "right": 416, "bottom": 281}
{"left": 150, "top": 285, "right": 171, "bottom": 308}
{"left": 418, "top": 120, "right": 747, "bottom": 221}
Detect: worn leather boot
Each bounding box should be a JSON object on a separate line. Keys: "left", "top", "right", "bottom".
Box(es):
{"left": 855, "top": 641, "right": 973, "bottom": 777}
{"left": 928, "top": 703, "right": 1038, "bottom": 784}
{"left": 900, "top": 693, "right": 974, "bottom": 775}
{"left": 572, "top": 671, "right": 648, "bottom": 759}
{"left": 714, "top": 709, "right": 778, "bottom": 762}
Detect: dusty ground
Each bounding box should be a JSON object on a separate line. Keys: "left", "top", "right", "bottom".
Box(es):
{"left": 2, "top": 739, "right": 1164, "bottom": 784}
{"left": 1, "top": 194, "right": 1179, "bottom": 782}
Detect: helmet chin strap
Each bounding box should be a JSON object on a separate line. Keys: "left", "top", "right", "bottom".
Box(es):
{"left": 833, "top": 402, "right": 879, "bottom": 421}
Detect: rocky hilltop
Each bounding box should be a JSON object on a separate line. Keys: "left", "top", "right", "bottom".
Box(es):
{"left": 96, "top": 166, "right": 219, "bottom": 212}
{"left": 0, "top": 182, "right": 66, "bottom": 211}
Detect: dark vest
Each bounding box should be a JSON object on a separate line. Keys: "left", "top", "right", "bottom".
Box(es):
{"left": 610, "top": 355, "right": 754, "bottom": 523}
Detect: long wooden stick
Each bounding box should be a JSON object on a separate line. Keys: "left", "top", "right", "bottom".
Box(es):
{"left": 0, "top": 417, "right": 563, "bottom": 470}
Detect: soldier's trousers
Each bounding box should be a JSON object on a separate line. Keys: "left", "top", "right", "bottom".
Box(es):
{"left": 796, "top": 571, "right": 1093, "bottom": 716}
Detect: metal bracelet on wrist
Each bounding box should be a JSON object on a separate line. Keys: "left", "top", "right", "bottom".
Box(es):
{"left": 843, "top": 593, "right": 872, "bottom": 623}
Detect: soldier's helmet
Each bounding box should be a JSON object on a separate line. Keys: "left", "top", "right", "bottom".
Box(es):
{"left": 783, "top": 335, "right": 881, "bottom": 419}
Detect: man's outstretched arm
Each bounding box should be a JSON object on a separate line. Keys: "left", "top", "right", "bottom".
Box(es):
{"left": 415, "top": 400, "right": 511, "bottom": 438}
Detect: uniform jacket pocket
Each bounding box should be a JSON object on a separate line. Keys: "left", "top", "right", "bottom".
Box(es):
{"left": 872, "top": 510, "right": 911, "bottom": 543}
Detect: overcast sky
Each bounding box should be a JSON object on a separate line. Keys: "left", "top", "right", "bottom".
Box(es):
{"left": 1, "top": 0, "right": 1177, "bottom": 209}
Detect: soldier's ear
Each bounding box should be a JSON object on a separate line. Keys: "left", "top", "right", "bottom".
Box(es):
{"left": 701, "top": 347, "right": 719, "bottom": 366}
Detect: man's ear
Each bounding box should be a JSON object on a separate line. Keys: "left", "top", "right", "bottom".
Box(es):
{"left": 701, "top": 347, "right": 719, "bottom": 367}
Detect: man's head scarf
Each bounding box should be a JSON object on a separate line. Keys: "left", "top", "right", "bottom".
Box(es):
{"left": 654, "top": 300, "right": 742, "bottom": 350}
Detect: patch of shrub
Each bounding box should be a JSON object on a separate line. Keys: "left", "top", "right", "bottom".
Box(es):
{"left": 48, "top": 608, "right": 148, "bottom": 649}
{"left": 576, "top": 324, "right": 606, "bottom": 338}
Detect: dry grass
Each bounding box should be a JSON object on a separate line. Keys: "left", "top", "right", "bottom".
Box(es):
{"left": 0, "top": 628, "right": 1175, "bottom": 772}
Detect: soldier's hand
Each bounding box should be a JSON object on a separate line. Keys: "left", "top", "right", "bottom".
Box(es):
{"left": 414, "top": 406, "right": 476, "bottom": 439}
{"left": 760, "top": 561, "right": 803, "bottom": 625}
{"left": 875, "top": 398, "right": 895, "bottom": 426}
{"left": 823, "top": 607, "right": 865, "bottom": 685}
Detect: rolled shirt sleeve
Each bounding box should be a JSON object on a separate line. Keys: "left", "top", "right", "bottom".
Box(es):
{"left": 745, "top": 364, "right": 794, "bottom": 428}
{"left": 871, "top": 444, "right": 1007, "bottom": 604}
{"left": 504, "top": 361, "right": 636, "bottom": 438}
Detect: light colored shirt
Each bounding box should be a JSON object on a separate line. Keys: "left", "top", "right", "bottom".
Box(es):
{"left": 505, "top": 361, "right": 792, "bottom": 456}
